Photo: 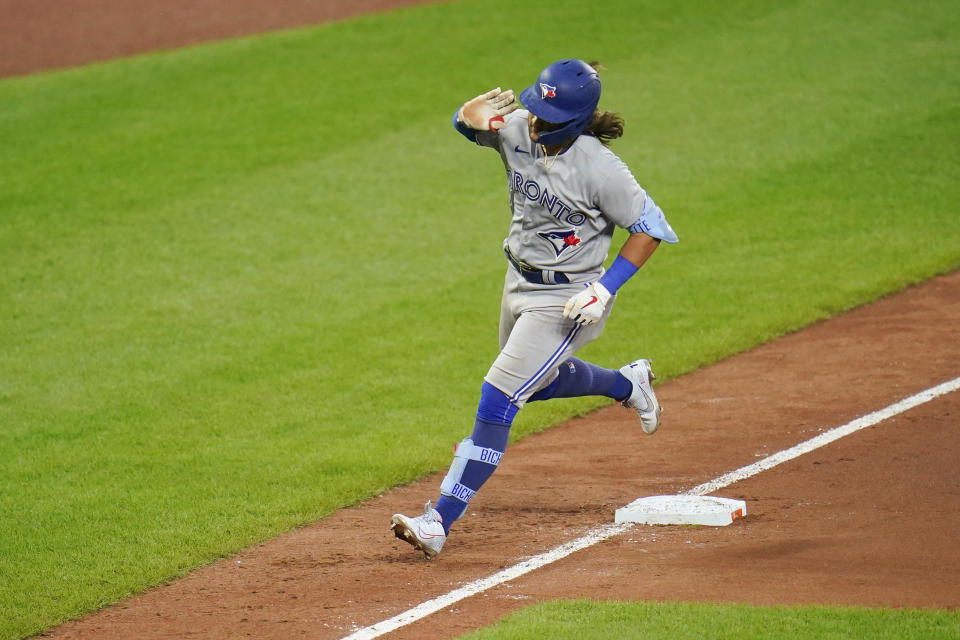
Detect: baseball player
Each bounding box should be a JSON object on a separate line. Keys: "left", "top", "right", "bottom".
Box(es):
{"left": 391, "top": 59, "right": 678, "bottom": 558}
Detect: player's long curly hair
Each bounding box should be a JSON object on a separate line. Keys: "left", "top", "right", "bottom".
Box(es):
{"left": 584, "top": 110, "right": 624, "bottom": 146}
{"left": 582, "top": 61, "right": 625, "bottom": 146}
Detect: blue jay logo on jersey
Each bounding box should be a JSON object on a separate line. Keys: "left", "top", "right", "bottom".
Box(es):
{"left": 538, "top": 229, "right": 582, "bottom": 256}
{"left": 540, "top": 83, "right": 557, "bottom": 99}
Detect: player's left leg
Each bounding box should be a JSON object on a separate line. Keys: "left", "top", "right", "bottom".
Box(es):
{"left": 431, "top": 381, "right": 515, "bottom": 533}
{"left": 391, "top": 380, "right": 515, "bottom": 557}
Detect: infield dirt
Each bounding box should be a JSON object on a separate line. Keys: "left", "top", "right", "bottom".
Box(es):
{"left": 8, "top": 3, "right": 959, "bottom": 639}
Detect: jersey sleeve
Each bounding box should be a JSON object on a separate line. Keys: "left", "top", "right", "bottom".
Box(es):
{"left": 596, "top": 154, "right": 679, "bottom": 243}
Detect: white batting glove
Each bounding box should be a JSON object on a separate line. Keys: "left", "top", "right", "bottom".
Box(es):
{"left": 459, "top": 87, "right": 517, "bottom": 131}
{"left": 563, "top": 282, "right": 612, "bottom": 326}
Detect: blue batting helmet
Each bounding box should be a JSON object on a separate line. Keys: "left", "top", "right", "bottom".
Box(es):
{"left": 519, "top": 59, "right": 601, "bottom": 146}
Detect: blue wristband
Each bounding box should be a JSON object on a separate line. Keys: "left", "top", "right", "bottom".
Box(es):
{"left": 453, "top": 108, "right": 478, "bottom": 142}
{"left": 597, "top": 254, "right": 639, "bottom": 294}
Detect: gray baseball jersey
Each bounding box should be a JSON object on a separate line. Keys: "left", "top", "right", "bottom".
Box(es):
{"left": 475, "top": 109, "right": 677, "bottom": 282}
{"left": 470, "top": 108, "right": 677, "bottom": 406}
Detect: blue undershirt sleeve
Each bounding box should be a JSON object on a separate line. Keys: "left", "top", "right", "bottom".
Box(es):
{"left": 452, "top": 108, "right": 478, "bottom": 142}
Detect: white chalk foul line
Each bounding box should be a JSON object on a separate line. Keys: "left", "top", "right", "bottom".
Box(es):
{"left": 340, "top": 523, "right": 631, "bottom": 640}
{"left": 340, "top": 375, "right": 960, "bottom": 640}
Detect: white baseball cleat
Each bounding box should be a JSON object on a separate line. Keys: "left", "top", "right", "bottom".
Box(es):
{"left": 391, "top": 501, "right": 446, "bottom": 558}
{"left": 619, "top": 358, "right": 662, "bottom": 434}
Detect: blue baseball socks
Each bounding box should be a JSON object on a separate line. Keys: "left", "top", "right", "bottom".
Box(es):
{"left": 434, "top": 382, "right": 516, "bottom": 534}
{"left": 528, "top": 357, "right": 632, "bottom": 403}
{"left": 433, "top": 360, "right": 631, "bottom": 535}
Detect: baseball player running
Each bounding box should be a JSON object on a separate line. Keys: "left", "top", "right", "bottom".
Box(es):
{"left": 391, "top": 59, "right": 678, "bottom": 558}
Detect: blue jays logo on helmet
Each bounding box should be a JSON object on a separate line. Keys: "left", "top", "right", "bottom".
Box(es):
{"left": 520, "top": 59, "right": 601, "bottom": 146}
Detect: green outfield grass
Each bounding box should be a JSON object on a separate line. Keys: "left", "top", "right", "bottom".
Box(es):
{"left": 459, "top": 601, "right": 960, "bottom": 640}
{"left": 1, "top": 0, "right": 957, "bottom": 637}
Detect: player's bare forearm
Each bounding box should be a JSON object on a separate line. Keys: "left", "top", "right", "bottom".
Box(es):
{"left": 618, "top": 232, "right": 661, "bottom": 269}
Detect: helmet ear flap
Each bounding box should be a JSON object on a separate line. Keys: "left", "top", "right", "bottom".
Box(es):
{"left": 535, "top": 115, "right": 592, "bottom": 147}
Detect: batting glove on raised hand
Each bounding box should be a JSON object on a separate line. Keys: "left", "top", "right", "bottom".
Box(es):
{"left": 563, "top": 282, "right": 612, "bottom": 326}
{"left": 459, "top": 87, "right": 517, "bottom": 131}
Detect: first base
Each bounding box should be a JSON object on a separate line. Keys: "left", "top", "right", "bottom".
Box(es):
{"left": 615, "top": 495, "right": 746, "bottom": 526}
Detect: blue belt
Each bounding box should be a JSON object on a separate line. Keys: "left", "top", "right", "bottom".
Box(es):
{"left": 504, "top": 248, "right": 570, "bottom": 285}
